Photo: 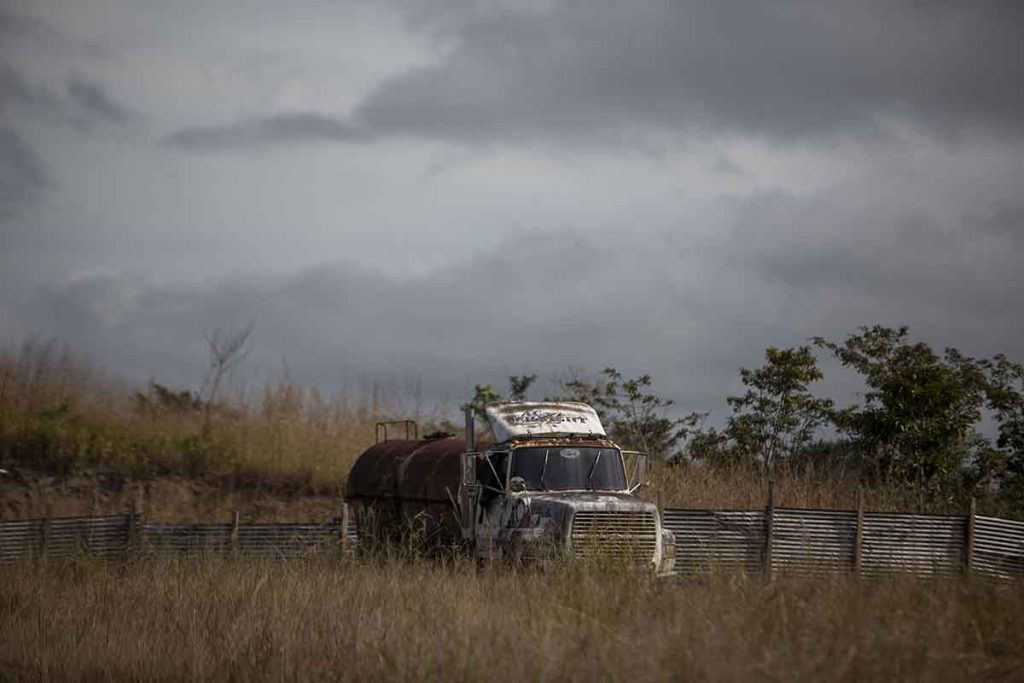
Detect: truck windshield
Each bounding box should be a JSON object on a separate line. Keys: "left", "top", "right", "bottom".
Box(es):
{"left": 511, "top": 447, "right": 626, "bottom": 491}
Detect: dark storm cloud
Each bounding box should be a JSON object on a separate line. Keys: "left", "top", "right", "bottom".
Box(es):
{"left": 20, "top": 236, "right": 707, "bottom": 405}
{"left": 0, "top": 61, "right": 63, "bottom": 119}
{"left": 0, "top": 63, "right": 132, "bottom": 221}
{"left": 0, "top": 2, "right": 61, "bottom": 40}
{"left": 165, "top": 112, "right": 366, "bottom": 150}
{"left": 67, "top": 75, "right": 133, "bottom": 125}
{"left": 1, "top": 60, "right": 134, "bottom": 131}
{"left": 721, "top": 185, "right": 1024, "bottom": 361}
{"left": 0, "top": 126, "right": 46, "bottom": 220}
{"left": 166, "top": 0, "right": 1024, "bottom": 150}
{"left": 17, "top": 203, "right": 1024, "bottom": 417}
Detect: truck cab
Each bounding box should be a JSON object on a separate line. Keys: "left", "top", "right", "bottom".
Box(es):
{"left": 461, "top": 402, "right": 676, "bottom": 575}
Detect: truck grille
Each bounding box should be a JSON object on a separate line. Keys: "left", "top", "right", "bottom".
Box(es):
{"left": 570, "top": 510, "right": 658, "bottom": 565}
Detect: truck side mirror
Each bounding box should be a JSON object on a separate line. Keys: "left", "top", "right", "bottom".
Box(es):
{"left": 622, "top": 450, "right": 649, "bottom": 492}
{"left": 509, "top": 476, "right": 526, "bottom": 493}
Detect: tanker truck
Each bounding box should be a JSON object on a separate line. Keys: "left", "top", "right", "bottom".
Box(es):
{"left": 345, "top": 401, "right": 677, "bottom": 575}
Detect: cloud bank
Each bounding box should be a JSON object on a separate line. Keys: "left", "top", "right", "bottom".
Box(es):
{"left": 167, "top": 1, "right": 1024, "bottom": 150}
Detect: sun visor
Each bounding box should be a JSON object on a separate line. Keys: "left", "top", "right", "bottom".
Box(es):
{"left": 485, "top": 402, "right": 607, "bottom": 442}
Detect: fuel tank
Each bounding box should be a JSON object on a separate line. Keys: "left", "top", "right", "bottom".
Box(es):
{"left": 345, "top": 434, "right": 474, "bottom": 546}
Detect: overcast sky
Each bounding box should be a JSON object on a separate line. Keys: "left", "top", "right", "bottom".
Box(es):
{"left": 2, "top": 0, "right": 1023, "bottom": 418}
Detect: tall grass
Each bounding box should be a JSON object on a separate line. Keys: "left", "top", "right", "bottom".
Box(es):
{"left": 1, "top": 557, "right": 1021, "bottom": 680}
{"left": 0, "top": 338, "right": 426, "bottom": 487}
{"left": 647, "top": 462, "right": 991, "bottom": 515}
{"left": 2, "top": 338, "right": 1013, "bottom": 519}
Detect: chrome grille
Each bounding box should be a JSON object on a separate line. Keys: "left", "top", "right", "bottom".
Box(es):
{"left": 570, "top": 510, "right": 657, "bottom": 564}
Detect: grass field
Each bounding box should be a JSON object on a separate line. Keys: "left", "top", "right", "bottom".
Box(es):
{"left": 4, "top": 341, "right": 1024, "bottom": 681}
{"left": 1, "top": 557, "right": 1022, "bottom": 681}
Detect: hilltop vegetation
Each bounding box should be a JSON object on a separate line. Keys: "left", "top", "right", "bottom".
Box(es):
{"left": 2, "top": 326, "right": 1024, "bottom": 519}
{"left": 468, "top": 326, "right": 1024, "bottom": 517}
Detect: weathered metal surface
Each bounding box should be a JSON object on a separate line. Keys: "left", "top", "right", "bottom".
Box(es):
{"left": 661, "top": 510, "right": 766, "bottom": 574}
{"left": 2, "top": 507, "right": 1022, "bottom": 579}
{"left": 486, "top": 402, "right": 606, "bottom": 442}
{"left": 571, "top": 509, "right": 658, "bottom": 564}
{"left": 860, "top": 512, "right": 965, "bottom": 577}
{"left": 772, "top": 509, "right": 856, "bottom": 575}
{"left": 661, "top": 507, "right": 1024, "bottom": 580}
{"left": 345, "top": 435, "right": 470, "bottom": 549}
{"left": 236, "top": 523, "right": 346, "bottom": 558}
{"left": 0, "top": 518, "right": 44, "bottom": 563}
{"left": 0, "top": 514, "right": 353, "bottom": 563}
{"left": 142, "top": 522, "right": 233, "bottom": 555}
{"left": 346, "top": 435, "right": 466, "bottom": 503}
{"left": 0, "top": 514, "right": 130, "bottom": 563}
{"left": 972, "top": 515, "right": 1024, "bottom": 579}
{"left": 142, "top": 520, "right": 350, "bottom": 558}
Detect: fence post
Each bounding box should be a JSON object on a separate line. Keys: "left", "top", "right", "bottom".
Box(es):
{"left": 764, "top": 480, "right": 774, "bottom": 580}
{"left": 341, "top": 504, "right": 350, "bottom": 552}
{"left": 126, "top": 508, "right": 136, "bottom": 557}
{"left": 853, "top": 488, "right": 864, "bottom": 577}
{"left": 231, "top": 510, "right": 240, "bottom": 557}
{"left": 39, "top": 508, "right": 52, "bottom": 563}
{"left": 965, "top": 497, "right": 976, "bottom": 577}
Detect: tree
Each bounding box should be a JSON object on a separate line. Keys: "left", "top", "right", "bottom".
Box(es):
{"left": 508, "top": 375, "right": 537, "bottom": 401}
{"left": 724, "top": 346, "right": 832, "bottom": 479}
{"left": 558, "top": 367, "right": 703, "bottom": 460}
{"left": 813, "top": 326, "right": 989, "bottom": 500}
{"left": 199, "top": 325, "right": 252, "bottom": 435}
{"left": 461, "top": 374, "right": 537, "bottom": 431}
{"left": 979, "top": 354, "right": 1024, "bottom": 501}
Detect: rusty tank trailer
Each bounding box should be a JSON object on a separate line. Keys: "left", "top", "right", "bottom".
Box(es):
{"left": 345, "top": 433, "right": 473, "bottom": 546}
{"left": 345, "top": 402, "right": 677, "bottom": 574}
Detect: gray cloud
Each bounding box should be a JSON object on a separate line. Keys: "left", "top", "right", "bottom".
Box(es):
{"left": 165, "top": 112, "right": 366, "bottom": 150}
{"left": 67, "top": 74, "right": 132, "bottom": 125}
{"left": 167, "top": 0, "right": 1024, "bottom": 151}
{"left": 5, "top": 0, "right": 1024, "bottom": 430}
{"left": 1, "top": 60, "right": 134, "bottom": 132}
{"left": 15, "top": 197, "right": 1024, "bottom": 420}
{"left": 0, "top": 126, "right": 46, "bottom": 220}
{"left": 0, "top": 61, "right": 63, "bottom": 120}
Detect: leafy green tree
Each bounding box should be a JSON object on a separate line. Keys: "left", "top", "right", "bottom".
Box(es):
{"left": 724, "top": 346, "right": 833, "bottom": 478}
{"left": 979, "top": 354, "right": 1024, "bottom": 501}
{"left": 508, "top": 375, "right": 537, "bottom": 401}
{"left": 559, "top": 367, "right": 704, "bottom": 460}
{"left": 462, "top": 384, "right": 503, "bottom": 429}
{"left": 462, "top": 375, "right": 538, "bottom": 431}
{"left": 813, "top": 326, "right": 989, "bottom": 500}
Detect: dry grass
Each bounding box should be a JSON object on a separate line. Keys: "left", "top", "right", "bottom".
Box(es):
{"left": 649, "top": 463, "right": 974, "bottom": 514}
{"left": 4, "top": 341, "right": 1024, "bottom": 681}
{"left": 1, "top": 557, "right": 1021, "bottom": 681}
{"left": 0, "top": 338, "right": 431, "bottom": 487}
{"left": 3, "top": 338, "right": 1018, "bottom": 521}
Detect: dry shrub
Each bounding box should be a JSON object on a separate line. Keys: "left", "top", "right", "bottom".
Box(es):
{"left": 1, "top": 558, "right": 1021, "bottom": 681}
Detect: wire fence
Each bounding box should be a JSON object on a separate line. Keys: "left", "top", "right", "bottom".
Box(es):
{"left": 2, "top": 505, "right": 1022, "bottom": 580}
